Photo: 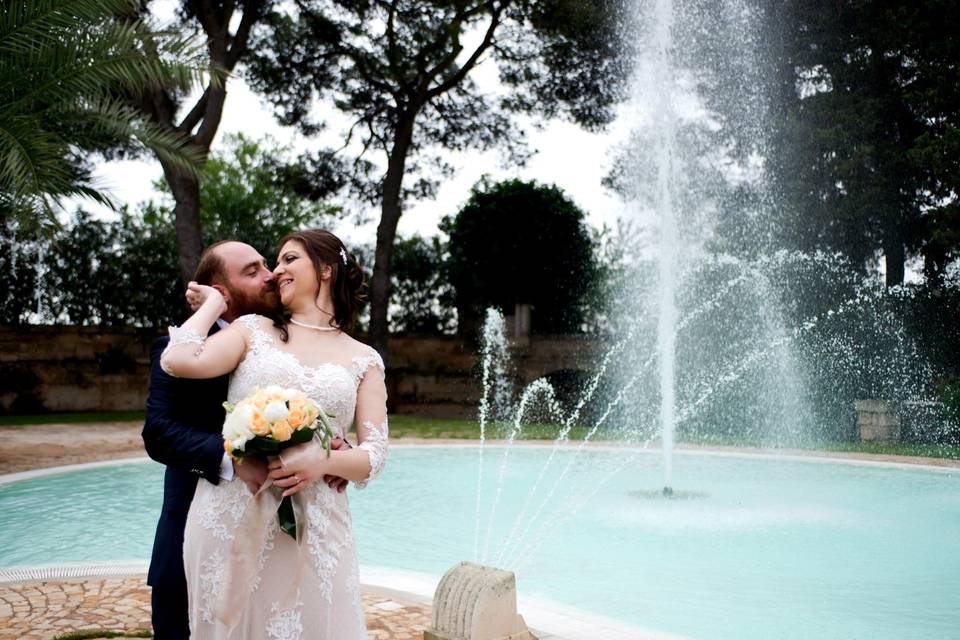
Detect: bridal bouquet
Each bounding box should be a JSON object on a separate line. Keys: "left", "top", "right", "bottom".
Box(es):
{"left": 222, "top": 386, "right": 334, "bottom": 539}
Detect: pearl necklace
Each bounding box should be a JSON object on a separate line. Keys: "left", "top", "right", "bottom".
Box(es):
{"left": 289, "top": 318, "right": 340, "bottom": 331}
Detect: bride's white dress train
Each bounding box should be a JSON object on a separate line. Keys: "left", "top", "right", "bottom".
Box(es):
{"left": 181, "top": 315, "right": 388, "bottom": 639}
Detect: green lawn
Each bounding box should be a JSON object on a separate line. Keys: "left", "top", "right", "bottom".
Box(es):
{"left": 674, "top": 432, "right": 960, "bottom": 459}
{"left": 2, "top": 412, "right": 957, "bottom": 459}
{"left": 388, "top": 415, "right": 598, "bottom": 441}
{"left": 390, "top": 417, "right": 960, "bottom": 458}
{"left": 816, "top": 440, "right": 960, "bottom": 459}
{"left": 0, "top": 411, "right": 146, "bottom": 426}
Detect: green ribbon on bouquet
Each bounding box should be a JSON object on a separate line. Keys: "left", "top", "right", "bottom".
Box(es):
{"left": 233, "top": 427, "right": 331, "bottom": 540}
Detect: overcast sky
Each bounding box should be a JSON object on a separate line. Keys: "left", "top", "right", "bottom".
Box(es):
{"left": 83, "top": 63, "right": 633, "bottom": 251}
{"left": 74, "top": 1, "right": 929, "bottom": 287}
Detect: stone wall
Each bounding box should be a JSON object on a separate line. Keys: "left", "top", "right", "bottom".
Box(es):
{"left": 854, "top": 399, "right": 902, "bottom": 442}
{"left": 0, "top": 325, "right": 155, "bottom": 414}
{"left": 0, "top": 326, "right": 606, "bottom": 418}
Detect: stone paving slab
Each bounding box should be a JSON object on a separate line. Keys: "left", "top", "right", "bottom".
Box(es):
{"left": 0, "top": 576, "right": 431, "bottom": 640}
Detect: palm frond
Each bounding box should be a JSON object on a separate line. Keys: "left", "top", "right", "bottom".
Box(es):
{"left": 0, "top": 115, "right": 69, "bottom": 194}
{"left": 77, "top": 97, "right": 205, "bottom": 177}
{"left": 0, "top": 0, "right": 207, "bottom": 228}
{"left": 0, "top": 190, "right": 58, "bottom": 233}
{"left": 0, "top": 0, "right": 140, "bottom": 53}
{"left": 2, "top": 26, "right": 205, "bottom": 115}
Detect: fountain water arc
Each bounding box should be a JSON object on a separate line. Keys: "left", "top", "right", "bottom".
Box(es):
{"left": 442, "top": 0, "right": 958, "bottom": 635}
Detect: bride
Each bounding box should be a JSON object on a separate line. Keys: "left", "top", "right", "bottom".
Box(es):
{"left": 160, "top": 228, "right": 388, "bottom": 639}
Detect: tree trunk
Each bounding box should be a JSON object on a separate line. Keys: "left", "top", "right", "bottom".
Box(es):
{"left": 135, "top": 0, "right": 261, "bottom": 287}
{"left": 369, "top": 113, "right": 418, "bottom": 358}
{"left": 162, "top": 160, "right": 204, "bottom": 285}
{"left": 884, "top": 235, "right": 905, "bottom": 287}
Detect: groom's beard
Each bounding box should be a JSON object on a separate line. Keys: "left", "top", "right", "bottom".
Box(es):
{"left": 226, "top": 283, "right": 280, "bottom": 317}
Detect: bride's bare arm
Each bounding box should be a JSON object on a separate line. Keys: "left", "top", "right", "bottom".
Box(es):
{"left": 159, "top": 283, "right": 247, "bottom": 379}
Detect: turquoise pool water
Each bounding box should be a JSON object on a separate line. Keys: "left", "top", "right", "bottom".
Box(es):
{"left": 1, "top": 446, "right": 958, "bottom": 639}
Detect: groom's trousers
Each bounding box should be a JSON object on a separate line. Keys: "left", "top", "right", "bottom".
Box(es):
{"left": 143, "top": 333, "right": 230, "bottom": 639}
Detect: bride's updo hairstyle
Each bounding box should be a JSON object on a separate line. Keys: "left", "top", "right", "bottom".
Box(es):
{"left": 275, "top": 228, "right": 365, "bottom": 339}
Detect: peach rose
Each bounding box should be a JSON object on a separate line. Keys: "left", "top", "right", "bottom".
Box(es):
{"left": 250, "top": 411, "right": 270, "bottom": 436}
{"left": 286, "top": 410, "right": 306, "bottom": 430}
{"left": 271, "top": 421, "right": 294, "bottom": 442}
{"left": 287, "top": 397, "right": 307, "bottom": 414}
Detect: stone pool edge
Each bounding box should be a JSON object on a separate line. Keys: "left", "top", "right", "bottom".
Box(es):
{"left": 1, "top": 442, "right": 956, "bottom": 490}
{"left": 0, "top": 562, "right": 679, "bottom": 640}
{"left": 0, "top": 456, "right": 153, "bottom": 486}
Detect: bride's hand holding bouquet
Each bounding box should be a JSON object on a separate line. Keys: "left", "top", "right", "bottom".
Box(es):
{"left": 267, "top": 438, "right": 339, "bottom": 498}
{"left": 223, "top": 385, "right": 335, "bottom": 539}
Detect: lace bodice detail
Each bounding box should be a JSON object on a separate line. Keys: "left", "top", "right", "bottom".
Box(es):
{"left": 230, "top": 315, "right": 388, "bottom": 488}
{"left": 229, "top": 316, "right": 382, "bottom": 439}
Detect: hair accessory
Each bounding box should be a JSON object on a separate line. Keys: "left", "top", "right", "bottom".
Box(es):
{"left": 339, "top": 247, "right": 348, "bottom": 265}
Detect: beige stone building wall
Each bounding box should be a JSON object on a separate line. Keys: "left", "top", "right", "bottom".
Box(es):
{"left": 0, "top": 326, "right": 605, "bottom": 418}
{"left": 0, "top": 325, "right": 155, "bottom": 414}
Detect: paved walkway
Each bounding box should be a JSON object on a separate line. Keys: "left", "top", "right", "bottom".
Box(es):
{"left": 0, "top": 576, "right": 431, "bottom": 640}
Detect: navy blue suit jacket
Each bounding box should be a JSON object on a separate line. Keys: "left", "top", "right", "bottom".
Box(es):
{"left": 142, "top": 329, "right": 229, "bottom": 593}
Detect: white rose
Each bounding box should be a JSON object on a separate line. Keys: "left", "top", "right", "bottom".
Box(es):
{"left": 234, "top": 403, "right": 255, "bottom": 428}
{"left": 222, "top": 413, "right": 239, "bottom": 439}
{"left": 282, "top": 388, "right": 299, "bottom": 401}
{"left": 232, "top": 431, "right": 253, "bottom": 450}
{"left": 263, "top": 400, "right": 290, "bottom": 422}
{"left": 223, "top": 404, "right": 255, "bottom": 448}
{"left": 264, "top": 385, "right": 284, "bottom": 396}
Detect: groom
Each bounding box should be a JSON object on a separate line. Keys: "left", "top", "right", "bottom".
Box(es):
{"left": 142, "top": 240, "right": 348, "bottom": 638}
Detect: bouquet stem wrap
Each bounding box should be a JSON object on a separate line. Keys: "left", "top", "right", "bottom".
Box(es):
{"left": 213, "top": 386, "right": 335, "bottom": 632}
{"left": 214, "top": 478, "right": 309, "bottom": 632}
{"left": 222, "top": 386, "right": 334, "bottom": 539}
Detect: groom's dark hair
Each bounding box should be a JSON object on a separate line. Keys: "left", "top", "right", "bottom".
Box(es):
{"left": 194, "top": 240, "right": 234, "bottom": 285}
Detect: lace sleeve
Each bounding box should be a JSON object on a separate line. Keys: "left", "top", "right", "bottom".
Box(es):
{"left": 235, "top": 314, "right": 273, "bottom": 353}
{"left": 160, "top": 326, "right": 206, "bottom": 377}
{"left": 159, "top": 317, "right": 248, "bottom": 380}
{"left": 353, "top": 350, "right": 388, "bottom": 489}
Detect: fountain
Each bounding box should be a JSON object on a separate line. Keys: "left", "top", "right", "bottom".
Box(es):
{"left": 442, "top": 0, "right": 958, "bottom": 634}
{"left": 648, "top": 0, "right": 680, "bottom": 496}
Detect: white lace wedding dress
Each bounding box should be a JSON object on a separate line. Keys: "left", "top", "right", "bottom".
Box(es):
{"left": 181, "top": 315, "right": 388, "bottom": 639}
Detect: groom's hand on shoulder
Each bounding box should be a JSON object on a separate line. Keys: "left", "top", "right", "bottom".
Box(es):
{"left": 234, "top": 456, "right": 268, "bottom": 495}
{"left": 323, "top": 474, "right": 349, "bottom": 493}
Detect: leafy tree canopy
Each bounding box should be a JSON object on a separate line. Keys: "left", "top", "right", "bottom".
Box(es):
{"left": 388, "top": 234, "right": 455, "bottom": 334}
{"left": 0, "top": 135, "right": 336, "bottom": 326}
{"left": 441, "top": 178, "right": 599, "bottom": 335}
{"left": 243, "top": 0, "right": 631, "bottom": 353}
{"left": 766, "top": 1, "right": 960, "bottom": 284}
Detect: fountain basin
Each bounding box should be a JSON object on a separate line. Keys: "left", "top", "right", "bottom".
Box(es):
{"left": 1, "top": 445, "right": 957, "bottom": 639}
